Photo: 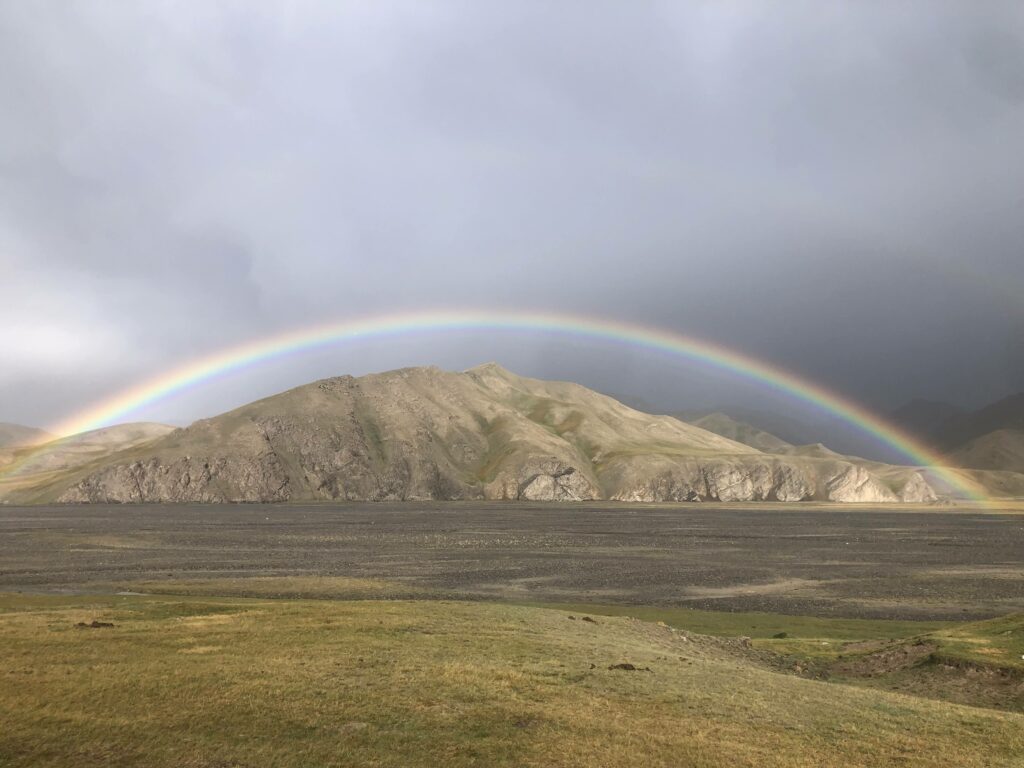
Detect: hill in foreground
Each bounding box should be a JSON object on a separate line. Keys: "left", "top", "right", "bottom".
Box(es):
{"left": 18, "top": 364, "right": 947, "bottom": 504}
{"left": 0, "top": 592, "right": 1020, "bottom": 768}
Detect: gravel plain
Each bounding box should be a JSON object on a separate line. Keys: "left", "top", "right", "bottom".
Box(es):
{"left": 1, "top": 502, "right": 1022, "bottom": 620}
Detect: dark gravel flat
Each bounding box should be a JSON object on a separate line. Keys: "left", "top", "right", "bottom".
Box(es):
{"left": 1, "top": 503, "right": 1022, "bottom": 620}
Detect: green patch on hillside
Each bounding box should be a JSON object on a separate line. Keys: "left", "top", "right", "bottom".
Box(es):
{"left": 763, "top": 613, "right": 1024, "bottom": 712}
{"left": 932, "top": 613, "right": 1024, "bottom": 668}
{"left": 754, "top": 614, "right": 1024, "bottom": 670}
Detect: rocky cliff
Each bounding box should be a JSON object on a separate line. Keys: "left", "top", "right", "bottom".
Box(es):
{"left": 44, "top": 364, "right": 940, "bottom": 505}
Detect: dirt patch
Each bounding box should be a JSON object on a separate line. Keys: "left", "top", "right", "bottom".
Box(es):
{"left": 832, "top": 640, "right": 938, "bottom": 677}
{"left": 826, "top": 641, "right": 1024, "bottom": 712}
{"left": 883, "top": 658, "right": 1024, "bottom": 712}
{"left": 608, "top": 663, "right": 652, "bottom": 672}
{"left": 684, "top": 578, "right": 826, "bottom": 599}
{"left": 75, "top": 620, "right": 114, "bottom": 628}
{"left": 841, "top": 639, "right": 892, "bottom": 653}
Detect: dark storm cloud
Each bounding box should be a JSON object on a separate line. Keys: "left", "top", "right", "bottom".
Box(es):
{"left": 1, "top": 1, "right": 1023, "bottom": 428}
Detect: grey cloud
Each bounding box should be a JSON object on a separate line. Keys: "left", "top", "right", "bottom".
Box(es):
{"left": 1, "top": 1, "right": 1022, "bottom": 430}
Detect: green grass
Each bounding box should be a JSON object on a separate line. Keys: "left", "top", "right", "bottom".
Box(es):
{"left": 575, "top": 601, "right": 1024, "bottom": 712}
{"left": 1, "top": 592, "right": 1023, "bottom": 767}
{"left": 930, "top": 613, "right": 1024, "bottom": 669}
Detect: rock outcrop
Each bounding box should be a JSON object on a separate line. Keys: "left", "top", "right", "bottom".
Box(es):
{"left": 65, "top": 454, "right": 292, "bottom": 504}
{"left": 824, "top": 465, "right": 899, "bottom": 503}
{"left": 896, "top": 471, "right": 939, "bottom": 503}
{"left": 43, "top": 364, "right": 943, "bottom": 505}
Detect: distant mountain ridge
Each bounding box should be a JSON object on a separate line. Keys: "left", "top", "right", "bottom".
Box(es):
{"left": 938, "top": 392, "right": 1024, "bottom": 447}
{"left": 672, "top": 407, "right": 823, "bottom": 449}
{"left": 888, "top": 392, "right": 1024, "bottom": 475}
{"left": 0, "top": 422, "right": 55, "bottom": 472}
{"left": 0, "top": 423, "right": 177, "bottom": 499}
{"left": 5, "top": 423, "right": 177, "bottom": 477}
{"left": 682, "top": 412, "right": 794, "bottom": 453}
{"left": 0, "top": 422, "right": 53, "bottom": 449}
{"left": 949, "top": 430, "right": 1024, "bottom": 475}
{"left": 941, "top": 393, "right": 1024, "bottom": 474}
{"left": 5, "top": 364, "right": 944, "bottom": 505}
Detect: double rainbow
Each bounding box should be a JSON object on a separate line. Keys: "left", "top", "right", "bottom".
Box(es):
{"left": 6, "top": 309, "right": 986, "bottom": 500}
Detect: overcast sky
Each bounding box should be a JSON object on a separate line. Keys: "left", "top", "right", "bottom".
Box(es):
{"left": 2, "top": 1, "right": 1023, "bottom": 432}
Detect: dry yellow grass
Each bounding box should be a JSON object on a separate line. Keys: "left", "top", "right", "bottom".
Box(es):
{"left": 1, "top": 593, "right": 1022, "bottom": 767}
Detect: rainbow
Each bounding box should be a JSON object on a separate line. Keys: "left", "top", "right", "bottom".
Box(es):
{"left": 5, "top": 309, "right": 987, "bottom": 500}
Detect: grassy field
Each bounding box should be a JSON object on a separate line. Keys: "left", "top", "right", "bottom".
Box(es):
{"left": 2, "top": 590, "right": 1023, "bottom": 767}
{"left": 516, "top": 599, "right": 1024, "bottom": 710}
{"left": 931, "top": 614, "right": 1024, "bottom": 668}
{"left": 516, "top": 600, "right": 950, "bottom": 641}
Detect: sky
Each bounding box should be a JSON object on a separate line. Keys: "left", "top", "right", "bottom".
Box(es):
{"left": 2, "top": 1, "right": 1023, "bottom": 437}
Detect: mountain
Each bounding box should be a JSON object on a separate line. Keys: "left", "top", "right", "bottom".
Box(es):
{"left": 7, "top": 364, "right": 946, "bottom": 505}
{"left": 887, "top": 399, "right": 967, "bottom": 445}
{"left": 683, "top": 412, "right": 794, "bottom": 453}
{"left": 948, "top": 429, "right": 1024, "bottom": 475}
{"left": 673, "top": 407, "right": 822, "bottom": 448}
{"left": 0, "top": 422, "right": 55, "bottom": 472}
{"left": 674, "top": 406, "right": 912, "bottom": 463}
{"left": 6, "top": 423, "right": 177, "bottom": 476}
{"left": 681, "top": 412, "right": 915, "bottom": 468}
{"left": 938, "top": 392, "right": 1024, "bottom": 448}
{"left": 888, "top": 392, "right": 1024, "bottom": 475}
{"left": 0, "top": 423, "right": 177, "bottom": 500}
{"left": 0, "top": 422, "right": 53, "bottom": 449}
